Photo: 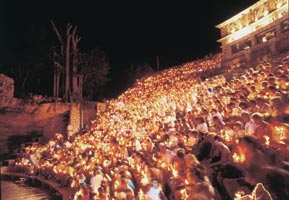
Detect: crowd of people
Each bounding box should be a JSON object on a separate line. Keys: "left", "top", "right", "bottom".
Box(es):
{"left": 15, "top": 53, "right": 289, "bottom": 200}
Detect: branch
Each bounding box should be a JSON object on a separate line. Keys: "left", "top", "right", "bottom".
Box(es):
{"left": 20, "top": 70, "right": 30, "bottom": 90}
{"left": 72, "top": 26, "right": 81, "bottom": 50}
{"left": 50, "top": 20, "right": 64, "bottom": 44}
{"left": 66, "top": 23, "right": 73, "bottom": 37}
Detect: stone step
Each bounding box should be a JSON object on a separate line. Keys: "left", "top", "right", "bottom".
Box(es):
{"left": 1, "top": 170, "right": 76, "bottom": 200}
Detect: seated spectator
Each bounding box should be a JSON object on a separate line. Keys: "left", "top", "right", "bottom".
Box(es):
{"left": 248, "top": 99, "right": 259, "bottom": 113}
{"left": 207, "top": 135, "right": 231, "bottom": 170}
{"left": 251, "top": 112, "right": 273, "bottom": 145}
{"left": 193, "top": 133, "right": 213, "bottom": 163}
{"left": 187, "top": 167, "right": 218, "bottom": 200}
{"left": 145, "top": 179, "right": 167, "bottom": 200}
{"left": 232, "top": 121, "right": 245, "bottom": 139}
{"left": 180, "top": 118, "right": 191, "bottom": 134}
{"left": 212, "top": 108, "right": 224, "bottom": 123}
{"left": 266, "top": 116, "right": 289, "bottom": 144}
{"left": 221, "top": 136, "right": 286, "bottom": 198}
{"left": 185, "top": 130, "right": 198, "bottom": 148}
{"left": 211, "top": 116, "right": 225, "bottom": 133}
{"left": 256, "top": 97, "right": 272, "bottom": 117}
{"left": 223, "top": 123, "right": 235, "bottom": 142}
{"left": 195, "top": 117, "right": 209, "bottom": 134}
{"left": 241, "top": 112, "right": 256, "bottom": 136}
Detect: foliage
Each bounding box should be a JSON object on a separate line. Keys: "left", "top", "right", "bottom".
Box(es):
{"left": 129, "top": 63, "right": 155, "bottom": 84}
{"left": 0, "top": 25, "right": 53, "bottom": 97}
{"left": 79, "top": 49, "right": 110, "bottom": 100}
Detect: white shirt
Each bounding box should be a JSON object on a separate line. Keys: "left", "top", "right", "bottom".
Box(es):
{"left": 213, "top": 112, "right": 224, "bottom": 122}
{"left": 90, "top": 174, "right": 103, "bottom": 193}
{"left": 245, "top": 120, "right": 256, "bottom": 136}
{"left": 146, "top": 187, "right": 161, "bottom": 200}
{"left": 196, "top": 123, "right": 209, "bottom": 133}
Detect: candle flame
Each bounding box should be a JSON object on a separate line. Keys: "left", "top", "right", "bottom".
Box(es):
{"left": 140, "top": 171, "right": 149, "bottom": 186}
{"left": 233, "top": 152, "right": 245, "bottom": 163}
{"left": 264, "top": 135, "right": 270, "bottom": 146}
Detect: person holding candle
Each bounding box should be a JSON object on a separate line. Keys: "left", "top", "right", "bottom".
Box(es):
{"left": 195, "top": 117, "right": 209, "bottom": 134}
{"left": 145, "top": 179, "right": 167, "bottom": 200}
{"left": 251, "top": 112, "right": 273, "bottom": 145}
{"left": 241, "top": 111, "right": 256, "bottom": 137}
{"left": 90, "top": 168, "right": 104, "bottom": 195}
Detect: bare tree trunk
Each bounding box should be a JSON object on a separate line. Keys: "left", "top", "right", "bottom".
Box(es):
{"left": 53, "top": 66, "right": 57, "bottom": 97}
{"left": 79, "top": 74, "right": 83, "bottom": 102}
{"left": 65, "top": 24, "right": 72, "bottom": 102}
{"left": 51, "top": 20, "right": 64, "bottom": 99}
{"left": 72, "top": 26, "right": 81, "bottom": 101}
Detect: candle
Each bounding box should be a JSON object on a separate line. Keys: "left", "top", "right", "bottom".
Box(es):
{"left": 140, "top": 171, "right": 149, "bottom": 186}
{"left": 138, "top": 189, "right": 146, "bottom": 200}
{"left": 180, "top": 188, "right": 188, "bottom": 199}
{"left": 264, "top": 135, "right": 270, "bottom": 146}
{"left": 234, "top": 190, "right": 245, "bottom": 200}
{"left": 232, "top": 152, "right": 245, "bottom": 163}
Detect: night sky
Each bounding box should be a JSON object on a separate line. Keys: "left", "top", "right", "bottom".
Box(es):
{"left": 1, "top": 0, "right": 258, "bottom": 97}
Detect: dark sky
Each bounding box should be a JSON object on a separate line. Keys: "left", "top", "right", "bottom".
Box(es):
{"left": 2, "top": 0, "right": 258, "bottom": 66}
{"left": 1, "top": 0, "right": 258, "bottom": 96}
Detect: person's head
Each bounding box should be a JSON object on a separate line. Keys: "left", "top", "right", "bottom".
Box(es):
{"left": 233, "top": 121, "right": 243, "bottom": 131}
{"left": 116, "top": 192, "right": 127, "bottom": 200}
{"left": 261, "top": 81, "right": 268, "bottom": 89}
{"left": 213, "top": 135, "right": 222, "bottom": 142}
{"left": 212, "top": 116, "right": 221, "bottom": 125}
{"left": 238, "top": 136, "right": 260, "bottom": 150}
{"left": 197, "top": 116, "right": 205, "bottom": 124}
{"left": 158, "top": 143, "right": 166, "bottom": 153}
{"left": 202, "top": 108, "right": 209, "bottom": 115}
{"left": 188, "top": 130, "right": 198, "bottom": 137}
{"left": 211, "top": 108, "right": 217, "bottom": 114}
{"left": 251, "top": 112, "right": 263, "bottom": 125}
{"left": 224, "top": 123, "right": 232, "bottom": 130}
{"left": 256, "top": 97, "right": 266, "bottom": 106}
{"left": 270, "top": 96, "right": 282, "bottom": 107}
{"left": 241, "top": 111, "right": 251, "bottom": 122}
{"left": 239, "top": 102, "right": 248, "bottom": 110}
{"left": 177, "top": 149, "right": 185, "bottom": 159}
{"left": 227, "top": 102, "right": 235, "bottom": 110}
{"left": 250, "top": 85, "right": 256, "bottom": 92}
{"left": 151, "top": 179, "right": 159, "bottom": 188}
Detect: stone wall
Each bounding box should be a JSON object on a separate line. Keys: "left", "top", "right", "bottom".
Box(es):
{"left": 0, "top": 103, "right": 71, "bottom": 154}
{"left": 0, "top": 101, "right": 98, "bottom": 154}
{"left": 0, "top": 74, "right": 99, "bottom": 154}
{"left": 0, "top": 74, "right": 14, "bottom": 108}
{"left": 68, "top": 102, "right": 97, "bottom": 138}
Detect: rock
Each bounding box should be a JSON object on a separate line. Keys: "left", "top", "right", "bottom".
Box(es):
{"left": 0, "top": 74, "right": 15, "bottom": 108}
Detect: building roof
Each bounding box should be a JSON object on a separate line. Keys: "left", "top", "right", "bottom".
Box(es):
{"left": 216, "top": 0, "right": 268, "bottom": 29}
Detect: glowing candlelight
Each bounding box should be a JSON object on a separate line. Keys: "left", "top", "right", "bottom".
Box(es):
{"left": 275, "top": 126, "right": 286, "bottom": 141}
{"left": 114, "top": 180, "right": 120, "bottom": 190}
{"left": 138, "top": 189, "right": 145, "bottom": 200}
{"left": 71, "top": 179, "right": 78, "bottom": 188}
{"left": 169, "top": 164, "right": 178, "bottom": 177}
{"left": 264, "top": 135, "right": 270, "bottom": 146}
{"left": 232, "top": 152, "right": 245, "bottom": 163}
{"left": 136, "top": 164, "right": 141, "bottom": 172}
{"left": 140, "top": 171, "right": 149, "bottom": 186}
{"left": 172, "top": 167, "right": 178, "bottom": 177}
{"left": 234, "top": 190, "right": 245, "bottom": 200}
{"left": 160, "top": 162, "right": 166, "bottom": 168}
{"left": 73, "top": 189, "right": 83, "bottom": 200}
{"left": 180, "top": 188, "right": 188, "bottom": 199}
